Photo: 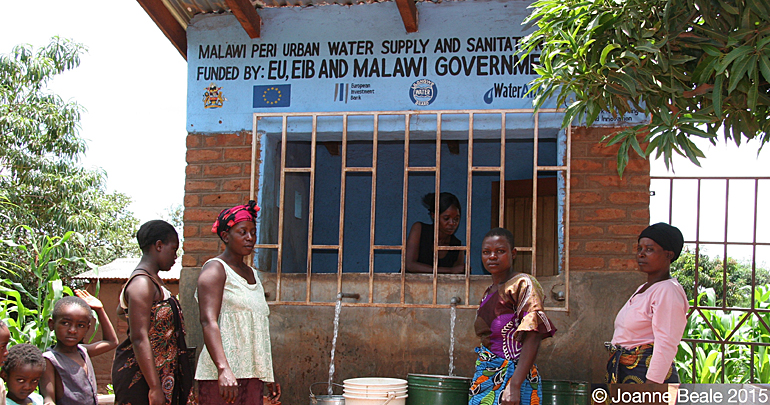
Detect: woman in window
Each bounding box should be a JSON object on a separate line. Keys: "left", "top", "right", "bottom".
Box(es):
{"left": 405, "top": 192, "right": 464, "bottom": 274}
{"left": 605, "top": 223, "right": 689, "bottom": 384}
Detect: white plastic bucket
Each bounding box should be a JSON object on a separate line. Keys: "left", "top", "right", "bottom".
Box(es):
{"left": 344, "top": 388, "right": 407, "bottom": 396}
{"left": 343, "top": 393, "right": 407, "bottom": 405}
{"left": 343, "top": 378, "right": 408, "bottom": 405}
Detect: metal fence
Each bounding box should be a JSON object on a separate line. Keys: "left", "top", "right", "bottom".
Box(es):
{"left": 651, "top": 176, "right": 770, "bottom": 383}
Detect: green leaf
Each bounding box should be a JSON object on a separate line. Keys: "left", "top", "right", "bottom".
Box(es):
{"left": 717, "top": 46, "right": 753, "bottom": 74}
{"left": 713, "top": 74, "right": 724, "bottom": 118}
{"left": 600, "top": 44, "right": 621, "bottom": 66}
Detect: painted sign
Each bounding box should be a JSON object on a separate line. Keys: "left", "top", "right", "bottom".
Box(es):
{"left": 187, "top": 1, "right": 559, "bottom": 133}
{"left": 187, "top": 1, "right": 645, "bottom": 133}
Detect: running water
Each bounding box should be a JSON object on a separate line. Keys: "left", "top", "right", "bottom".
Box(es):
{"left": 448, "top": 304, "right": 457, "bottom": 376}
{"left": 328, "top": 299, "right": 343, "bottom": 395}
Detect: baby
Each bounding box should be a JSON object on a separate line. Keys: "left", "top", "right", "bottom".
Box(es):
{"left": 1, "top": 320, "right": 10, "bottom": 405}
{"left": 1, "top": 344, "right": 45, "bottom": 405}
{"left": 39, "top": 291, "right": 118, "bottom": 405}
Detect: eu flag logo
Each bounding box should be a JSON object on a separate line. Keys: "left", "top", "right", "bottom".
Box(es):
{"left": 253, "top": 85, "right": 291, "bottom": 108}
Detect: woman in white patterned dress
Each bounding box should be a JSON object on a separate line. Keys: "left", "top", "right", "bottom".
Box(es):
{"left": 195, "top": 201, "right": 281, "bottom": 405}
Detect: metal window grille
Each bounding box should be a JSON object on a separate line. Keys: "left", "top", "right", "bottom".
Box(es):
{"left": 651, "top": 176, "right": 770, "bottom": 383}
{"left": 250, "top": 109, "right": 570, "bottom": 311}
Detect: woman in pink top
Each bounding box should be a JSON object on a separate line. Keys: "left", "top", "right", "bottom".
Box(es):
{"left": 606, "top": 223, "right": 689, "bottom": 384}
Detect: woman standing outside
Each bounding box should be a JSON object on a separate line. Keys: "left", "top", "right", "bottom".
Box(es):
{"left": 405, "top": 192, "right": 464, "bottom": 274}
{"left": 112, "top": 220, "right": 187, "bottom": 405}
{"left": 470, "top": 228, "right": 556, "bottom": 405}
{"left": 605, "top": 223, "right": 689, "bottom": 384}
{"left": 196, "top": 201, "right": 280, "bottom": 405}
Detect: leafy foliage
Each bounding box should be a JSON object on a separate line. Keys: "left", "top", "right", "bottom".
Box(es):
{"left": 0, "top": 37, "right": 139, "bottom": 277}
{"left": 0, "top": 229, "right": 86, "bottom": 349}
{"left": 675, "top": 286, "right": 770, "bottom": 383}
{"left": 519, "top": 0, "right": 770, "bottom": 175}
{"left": 672, "top": 248, "right": 770, "bottom": 307}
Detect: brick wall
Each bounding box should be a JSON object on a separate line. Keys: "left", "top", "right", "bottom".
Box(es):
{"left": 183, "top": 132, "right": 256, "bottom": 267}
{"left": 569, "top": 126, "right": 651, "bottom": 272}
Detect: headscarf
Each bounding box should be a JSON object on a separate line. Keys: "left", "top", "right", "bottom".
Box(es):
{"left": 211, "top": 200, "right": 260, "bottom": 239}
{"left": 638, "top": 223, "right": 684, "bottom": 263}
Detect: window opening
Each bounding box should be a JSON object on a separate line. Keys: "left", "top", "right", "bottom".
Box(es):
{"left": 250, "top": 109, "right": 570, "bottom": 311}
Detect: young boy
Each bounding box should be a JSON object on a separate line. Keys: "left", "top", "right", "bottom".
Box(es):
{"left": 0, "top": 344, "right": 45, "bottom": 405}
{"left": 1, "top": 320, "right": 11, "bottom": 405}
{"left": 39, "top": 291, "right": 119, "bottom": 405}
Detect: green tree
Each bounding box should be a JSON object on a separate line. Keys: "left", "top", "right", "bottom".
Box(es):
{"left": 519, "top": 0, "right": 769, "bottom": 175}
{"left": 0, "top": 37, "right": 139, "bottom": 279}
{"left": 672, "top": 248, "right": 770, "bottom": 307}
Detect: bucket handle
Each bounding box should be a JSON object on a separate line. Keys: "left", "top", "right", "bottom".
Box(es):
{"left": 379, "top": 392, "right": 397, "bottom": 405}
{"left": 309, "top": 382, "right": 344, "bottom": 400}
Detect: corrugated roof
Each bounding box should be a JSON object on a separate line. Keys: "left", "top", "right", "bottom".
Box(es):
{"left": 74, "top": 258, "right": 182, "bottom": 281}
{"left": 163, "top": 0, "right": 420, "bottom": 30}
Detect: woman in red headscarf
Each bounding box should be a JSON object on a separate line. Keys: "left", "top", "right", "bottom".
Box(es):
{"left": 195, "top": 201, "right": 281, "bottom": 405}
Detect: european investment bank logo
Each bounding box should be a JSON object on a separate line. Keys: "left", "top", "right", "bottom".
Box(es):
{"left": 253, "top": 85, "right": 291, "bottom": 108}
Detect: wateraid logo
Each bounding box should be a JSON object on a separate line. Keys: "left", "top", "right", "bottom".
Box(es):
{"left": 483, "top": 83, "right": 533, "bottom": 104}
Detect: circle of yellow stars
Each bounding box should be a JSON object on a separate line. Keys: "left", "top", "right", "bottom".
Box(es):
{"left": 262, "top": 87, "right": 282, "bottom": 105}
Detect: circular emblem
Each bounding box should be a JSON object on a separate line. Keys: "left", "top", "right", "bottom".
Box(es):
{"left": 409, "top": 79, "right": 437, "bottom": 106}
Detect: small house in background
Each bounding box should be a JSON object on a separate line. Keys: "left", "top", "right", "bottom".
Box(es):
{"left": 74, "top": 258, "right": 182, "bottom": 393}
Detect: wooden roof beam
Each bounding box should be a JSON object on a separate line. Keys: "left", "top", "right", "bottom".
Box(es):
{"left": 225, "top": 0, "right": 262, "bottom": 38}
{"left": 136, "top": 0, "right": 188, "bottom": 60}
{"left": 395, "top": 0, "right": 418, "bottom": 33}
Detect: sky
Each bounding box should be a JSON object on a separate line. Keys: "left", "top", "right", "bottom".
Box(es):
{"left": 2, "top": 1, "right": 768, "bottom": 262}
{"left": 0, "top": 0, "right": 188, "bottom": 223}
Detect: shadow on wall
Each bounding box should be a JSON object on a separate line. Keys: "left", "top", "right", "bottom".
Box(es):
{"left": 179, "top": 268, "right": 643, "bottom": 405}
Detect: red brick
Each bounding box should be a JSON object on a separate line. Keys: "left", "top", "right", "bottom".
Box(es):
{"left": 204, "top": 133, "right": 248, "bottom": 147}
{"left": 585, "top": 175, "right": 650, "bottom": 188}
{"left": 570, "top": 256, "right": 605, "bottom": 270}
{"left": 570, "top": 126, "right": 621, "bottom": 142}
{"left": 572, "top": 159, "right": 603, "bottom": 172}
{"left": 202, "top": 193, "right": 244, "bottom": 206}
{"left": 183, "top": 225, "right": 199, "bottom": 238}
{"left": 184, "top": 208, "right": 222, "bottom": 222}
{"left": 185, "top": 180, "right": 218, "bottom": 191}
{"left": 608, "top": 191, "right": 649, "bottom": 205}
{"left": 588, "top": 142, "right": 621, "bottom": 157}
{"left": 569, "top": 209, "right": 580, "bottom": 222}
{"left": 203, "top": 164, "right": 242, "bottom": 177}
{"left": 186, "top": 165, "right": 202, "bottom": 177}
{"left": 182, "top": 255, "right": 198, "bottom": 267}
{"left": 223, "top": 147, "right": 252, "bottom": 161}
{"left": 585, "top": 208, "right": 626, "bottom": 221}
{"left": 183, "top": 238, "right": 220, "bottom": 253}
{"left": 184, "top": 195, "right": 200, "bottom": 207}
{"left": 571, "top": 192, "right": 602, "bottom": 204}
{"left": 630, "top": 209, "right": 650, "bottom": 221}
{"left": 186, "top": 134, "right": 202, "bottom": 148}
{"left": 608, "top": 158, "right": 649, "bottom": 174}
{"left": 569, "top": 241, "right": 579, "bottom": 251}
{"left": 571, "top": 225, "right": 604, "bottom": 236}
{"left": 222, "top": 179, "right": 251, "bottom": 191}
{"left": 609, "top": 224, "right": 646, "bottom": 236}
{"left": 609, "top": 258, "right": 638, "bottom": 271}
{"left": 187, "top": 149, "right": 221, "bottom": 163}
{"left": 586, "top": 241, "right": 627, "bottom": 253}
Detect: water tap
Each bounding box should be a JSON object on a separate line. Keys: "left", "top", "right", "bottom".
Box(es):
{"left": 450, "top": 296, "right": 461, "bottom": 306}
{"left": 336, "top": 292, "right": 360, "bottom": 300}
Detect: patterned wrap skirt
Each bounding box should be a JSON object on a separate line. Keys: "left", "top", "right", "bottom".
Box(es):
{"left": 112, "top": 298, "right": 185, "bottom": 405}
{"left": 605, "top": 343, "right": 680, "bottom": 384}
{"left": 469, "top": 345, "right": 541, "bottom": 405}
